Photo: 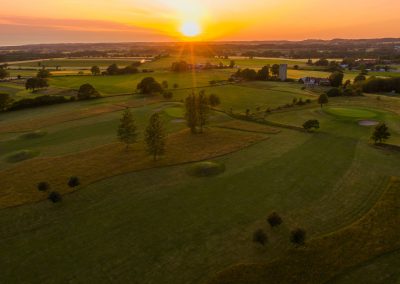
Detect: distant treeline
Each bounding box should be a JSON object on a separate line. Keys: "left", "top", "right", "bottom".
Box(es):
{"left": 362, "top": 77, "right": 400, "bottom": 93}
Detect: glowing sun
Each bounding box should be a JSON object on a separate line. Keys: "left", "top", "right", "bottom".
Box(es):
{"left": 180, "top": 21, "right": 202, "bottom": 37}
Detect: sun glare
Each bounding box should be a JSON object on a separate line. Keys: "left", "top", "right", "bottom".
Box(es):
{"left": 180, "top": 22, "right": 202, "bottom": 37}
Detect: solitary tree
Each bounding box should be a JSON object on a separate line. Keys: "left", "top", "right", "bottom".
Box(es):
{"left": 91, "top": 65, "right": 101, "bottom": 76}
{"left": 77, "top": 83, "right": 100, "bottom": 100}
{"left": 303, "top": 120, "right": 320, "bottom": 131}
{"left": 371, "top": 123, "right": 391, "bottom": 144}
{"left": 48, "top": 191, "right": 62, "bottom": 203}
{"left": 37, "top": 182, "right": 50, "bottom": 192}
{"left": 290, "top": 228, "right": 306, "bottom": 245}
{"left": 117, "top": 108, "right": 138, "bottom": 149}
{"left": 185, "top": 93, "right": 198, "bottom": 134}
{"left": 161, "top": 80, "right": 169, "bottom": 89}
{"left": 253, "top": 229, "right": 268, "bottom": 246}
{"left": 137, "top": 77, "right": 163, "bottom": 95}
{"left": 229, "top": 60, "right": 235, "bottom": 68}
{"left": 318, "top": 93, "right": 329, "bottom": 108}
{"left": 68, "top": 176, "right": 80, "bottom": 188}
{"left": 145, "top": 113, "right": 166, "bottom": 161}
{"left": 208, "top": 94, "right": 221, "bottom": 107}
{"left": 267, "top": 212, "right": 283, "bottom": 227}
{"left": 197, "top": 91, "right": 210, "bottom": 133}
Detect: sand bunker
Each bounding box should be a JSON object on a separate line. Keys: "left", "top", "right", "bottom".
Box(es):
{"left": 358, "top": 120, "right": 379, "bottom": 126}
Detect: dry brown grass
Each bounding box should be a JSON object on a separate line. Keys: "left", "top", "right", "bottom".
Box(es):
{"left": 215, "top": 120, "right": 280, "bottom": 134}
{"left": 0, "top": 128, "right": 267, "bottom": 208}
{"left": 208, "top": 177, "right": 400, "bottom": 284}
{"left": 0, "top": 97, "right": 161, "bottom": 133}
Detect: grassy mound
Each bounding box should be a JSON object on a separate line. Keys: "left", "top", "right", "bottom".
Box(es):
{"left": 19, "top": 130, "right": 47, "bottom": 140}
{"left": 186, "top": 161, "right": 226, "bottom": 177}
{"left": 5, "top": 150, "right": 40, "bottom": 163}
{"left": 325, "top": 107, "right": 377, "bottom": 119}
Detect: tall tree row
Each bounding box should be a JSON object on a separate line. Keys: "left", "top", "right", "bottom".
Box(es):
{"left": 184, "top": 91, "right": 211, "bottom": 134}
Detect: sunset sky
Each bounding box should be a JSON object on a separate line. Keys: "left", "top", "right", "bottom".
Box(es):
{"left": 1, "top": 0, "right": 400, "bottom": 45}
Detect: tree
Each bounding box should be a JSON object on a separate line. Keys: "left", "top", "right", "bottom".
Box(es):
{"left": 0, "top": 68, "right": 9, "bottom": 79}
{"left": 326, "top": 88, "right": 341, "bottom": 97}
{"left": 271, "top": 64, "right": 280, "bottom": 77}
{"left": 318, "top": 93, "right": 329, "bottom": 108}
{"left": 329, "top": 71, "right": 344, "bottom": 87}
{"left": 173, "top": 83, "right": 179, "bottom": 89}
{"left": 208, "top": 94, "right": 221, "bottom": 107}
{"left": 197, "top": 91, "right": 210, "bottom": 133}
{"left": 37, "top": 182, "right": 50, "bottom": 192}
{"left": 267, "top": 212, "right": 283, "bottom": 227}
{"left": 37, "top": 69, "right": 51, "bottom": 78}
{"left": 0, "top": 93, "right": 12, "bottom": 111}
{"left": 303, "top": 120, "right": 320, "bottom": 131}
{"left": 253, "top": 229, "right": 268, "bottom": 246}
{"left": 162, "top": 91, "right": 173, "bottom": 99}
{"left": 171, "top": 61, "right": 190, "bottom": 72}
{"left": 25, "top": 78, "right": 48, "bottom": 92}
{"left": 68, "top": 176, "right": 80, "bottom": 188}
{"left": 257, "top": 65, "right": 270, "bottom": 80}
{"left": 106, "top": 63, "right": 120, "bottom": 75}
{"left": 162, "top": 80, "right": 169, "bottom": 89}
{"left": 77, "top": 83, "right": 100, "bottom": 100}
{"left": 48, "top": 191, "right": 62, "bottom": 203}
{"left": 145, "top": 113, "right": 166, "bottom": 161}
{"left": 371, "top": 123, "right": 391, "bottom": 144}
{"left": 117, "top": 108, "right": 138, "bottom": 149}
{"left": 91, "top": 65, "right": 101, "bottom": 76}
{"left": 229, "top": 60, "right": 235, "bottom": 68}
{"left": 290, "top": 228, "right": 306, "bottom": 245}
{"left": 137, "top": 77, "right": 163, "bottom": 95}
{"left": 185, "top": 93, "right": 198, "bottom": 134}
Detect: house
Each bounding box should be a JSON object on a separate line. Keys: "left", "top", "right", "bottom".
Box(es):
{"left": 299, "top": 77, "right": 331, "bottom": 87}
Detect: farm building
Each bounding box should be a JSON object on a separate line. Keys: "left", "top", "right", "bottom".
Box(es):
{"left": 299, "top": 77, "right": 331, "bottom": 87}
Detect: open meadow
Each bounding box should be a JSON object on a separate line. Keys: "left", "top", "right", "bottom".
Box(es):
{"left": 0, "top": 56, "right": 400, "bottom": 284}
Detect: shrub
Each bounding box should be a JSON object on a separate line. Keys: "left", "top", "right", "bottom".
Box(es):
{"left": 162, "top": 91, "right": 173, "bottom": 99}
{"left": 48, "top": 191, "right": 62, "bottom": 203}
{"left": 267, "top": 212, "right": 283, "bottom": 227}
{"left": 37, "top": 182, "right": 50, "bottom": 192}
{"left": 77, "top": 84, "right": 100, "bottom": 100}
{"left": 303, "top": 120, "right": 320, "bottom": 131}
{"left": 208, "top": 94, "right": 221, "bottom": 107}
{"left": 253, "top": 229, "right": 268, "bottom": 246}
{"left": 9, "top": 95, "right": 69, "bottom": 111}
{"left": 290, "top": 228, "right": 306, "bottom": 245}
{"left": 68, "top": 176, "right": 80, "bottom": 188}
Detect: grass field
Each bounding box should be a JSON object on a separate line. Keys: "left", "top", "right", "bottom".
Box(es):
{"left": 0, "top": 57, "right": 400, "bottom": 283}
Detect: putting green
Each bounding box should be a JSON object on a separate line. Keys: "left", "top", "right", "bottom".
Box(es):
{"left": 325, "top": 107, "right": 377, "bottom": 119}
{"left": 165, "top": 107, "right": 185, "bottom": 118}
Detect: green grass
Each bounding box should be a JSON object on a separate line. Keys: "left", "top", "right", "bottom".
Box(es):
{"left": 0, "top": 66, "right": 400, "bottom": 283}
{"left": 325, "top": 107, "right": 378, "bottom": 119}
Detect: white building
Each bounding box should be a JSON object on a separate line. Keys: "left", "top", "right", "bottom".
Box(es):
{"left": 279, "top": 64, "right": 288, "bottom": 81}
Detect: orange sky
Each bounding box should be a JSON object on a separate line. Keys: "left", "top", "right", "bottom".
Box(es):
{"left": 1, "top": 0, "right": 400, "bottom": 45}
